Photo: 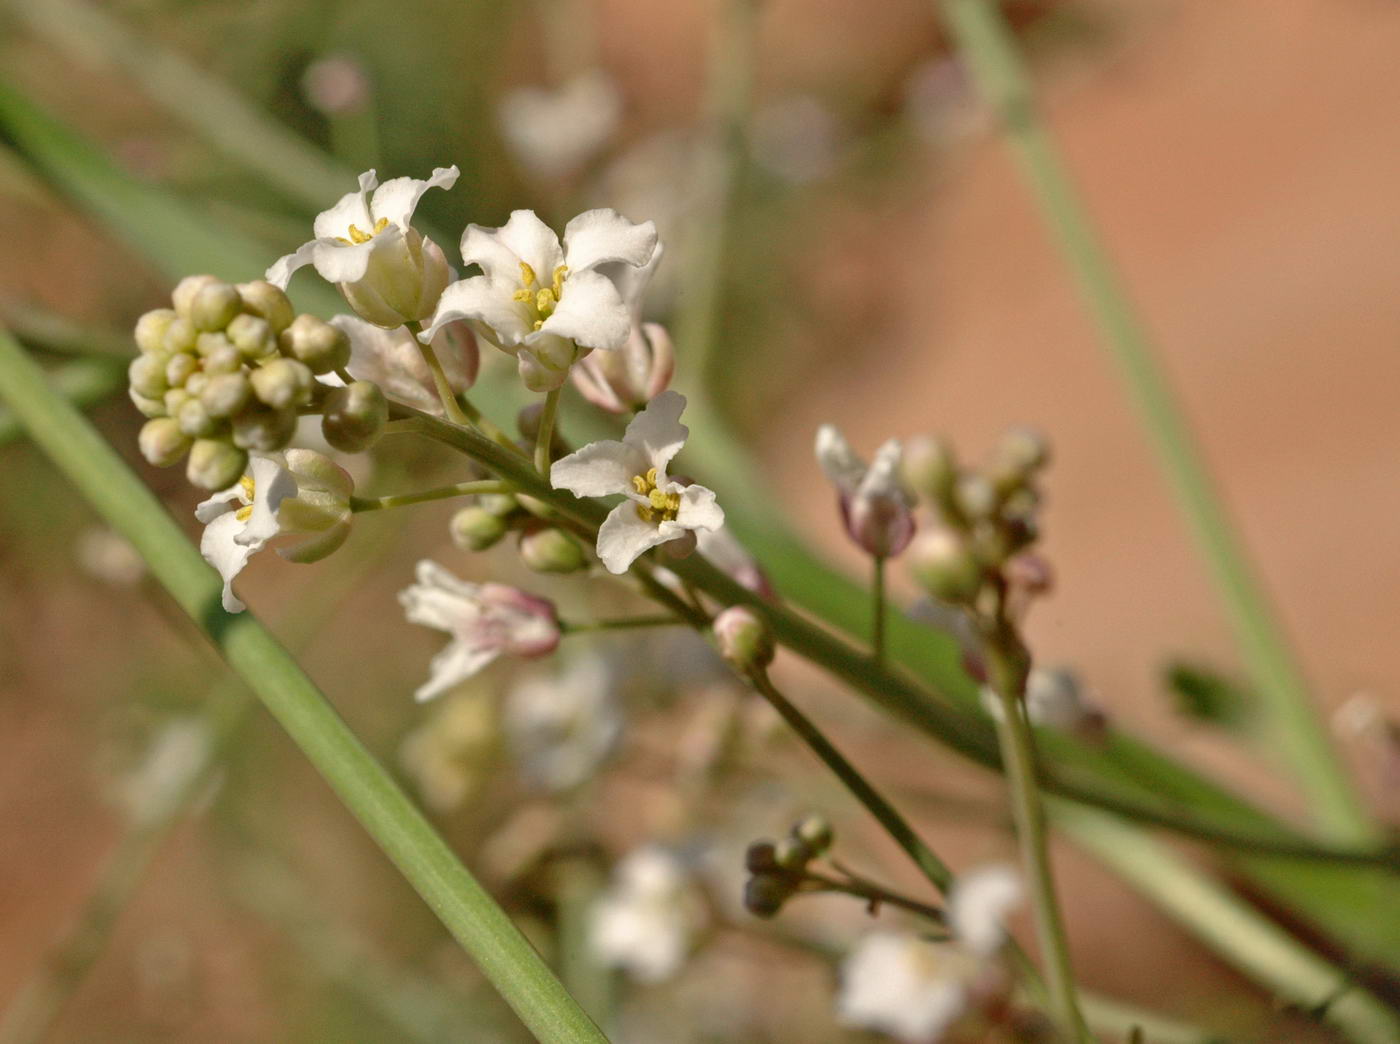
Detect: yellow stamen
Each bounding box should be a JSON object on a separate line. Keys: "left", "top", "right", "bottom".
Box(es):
{"left": 551, "top": 265, "right": 568, "bottom": 297}
{"left": 631, "top": 466, "right": 680, "bottom": 523}
{"left": 234, "top": 505, "right": 253, "bottom": 522}
{"left": 345, "top": 216, "right": 390, "bottom": 244}
{"left": 234, "top": 473, "right": 256, "bottom": 522}
{"left": 519, "top": 261, "right": 538, "bottom": 288}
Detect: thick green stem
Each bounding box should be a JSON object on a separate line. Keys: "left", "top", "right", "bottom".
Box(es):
{"left": 350, "top": 479, "right": 512, "bottom": 513}
{"left": 936, "top": 0, "right": 1371, "bottom": 842}
{"left": 535, "top": 386, "right": 562, "bottom": 477}
{"left": 561, "top": 614, "right": 682, "bottom": 635}
{"left": 0, "top": 328, "right": 607, "bottom": 1044}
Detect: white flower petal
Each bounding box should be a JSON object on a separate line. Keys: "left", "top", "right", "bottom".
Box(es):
{"left": 622, "top": 390, "right": 688, "bottom": 475}
{"left": 312, "top": 170, "right": 377, "bottom": 239}
{"left": 415, "top": 640, "right": 499, "bottom": 702}
{"left": 858, "top": 438, "right": 910, "bottom": 505}
{"left": 672, "top": 483, "right": 724, "bottom": 533}
{"left": 949, "top": 864, "right": 1022, "bottom": 957}
{"left": 309, "top": 230, "right": 398, "bottom": 286}
{"left": 368, "top": 165, "right": 458, "bottom": 229}
{"left": 422, "top": 275, "right": 531, "bottom": 346}
{"left": 815, "top": 423, "right": 865, "bottom": 494}
{"left": 612, "top": 241, "right": 664, "bottom": 319}
{"left": 398, "top": 560, "right": 483, "bottom": 634}
{"left": 194, "top": 484, "right": 245, "bottom": 524}
{"left": 200, "top": 511, "right": 255, "bottom": 614}
{"left": 531, "top": 269, "right": 630, "bottom": 351}
{"left": 562, "top": 209, "right": 658, "bottom": 273}
{"left": 838, "top": 933, "right": 968, "bottom": 1043}
{"left": 461, "top": 210, "right": 563, "bottom": 284}
{"left": 596, "top": 501, "right": 673, "bottom": 574}
{"left": 265, "top": 239, "right": 321, "bottom": 289}
{"left": 550, "top": 438, "right": 644, "bottom": 497}
{"left": 235, "top": 455, "right": 297, "bottom": 548}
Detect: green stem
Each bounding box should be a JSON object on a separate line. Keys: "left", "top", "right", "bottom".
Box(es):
{"left": 350, "top": 479, "right": 512, "bottom": 512}
{"left": 870, "top": 554, "right": 886, "bottom": 662}
{"left": 984, "top": 631, "right": 1087, "bottom": 1040}
{"left": 406, "top": 319, "right": 473, "bottom": 429}
{"left": 801, "top": 868, "right": 947, "bottom": 924}
{"left": 535, "top": 386, "right": 562, "bottom": 477}
{"left": 936, "top": 0, "right": 1371, "bottom": 843}
{"left": 0, "top": 328, "right": 607, "bottom": 1044}
{"left": 561, "top": 614, "right": 682, "bottom": 634}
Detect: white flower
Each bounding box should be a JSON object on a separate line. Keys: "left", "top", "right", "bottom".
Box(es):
{"left": 589, "top": 846, "right": 704, "bottom": 983}
{"left": 397, "top": 561, "right": 561, "bottom": 702}
{"left": 551, "top": 391, "right": 724, "bottom": 573}
{"left": 267, "top": 167, "right": 458, "bottom": 328}
{"left": 947, "top": 864, "right": 1022, "bottom": 958}
{"left": 196, "top": 450, "right": 354, "bottom": 613}
{"left": 498, "top": 71, "right": 622, "bottom": 179}
{"left": 505, "top": 654, "right": 622, "bottom": 791}
{"left": 327, "top": 314, "right": 479, "bottom": 415}
{"left": 421, "top": 208, "right": 659, "bottom": 391}
{"left": 569, "top": 246, "right": 673, "bottom": 413}
{"left": 816, "top": 424, "right": 915, "bottom": 557}
{"left": 837, "top": 933, "right": 970, "bottom": 1043}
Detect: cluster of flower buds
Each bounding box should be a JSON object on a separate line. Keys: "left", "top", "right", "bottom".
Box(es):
{"left": 129, "top": 275, "right": 386, "bottom": 489}
{"left": 742, "top": 813, "right": 834, "bottom": 918}
{"left": 902, "top": 428, "right": 1051, "bottom": 610}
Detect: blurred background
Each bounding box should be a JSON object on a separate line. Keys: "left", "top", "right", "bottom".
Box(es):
{"left": 3, "top": 0, "right": 1399, "bottom": 1040}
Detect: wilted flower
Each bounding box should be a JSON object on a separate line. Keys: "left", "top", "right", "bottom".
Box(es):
{"left": 328, "top": 314, "right": 478, "bottom": 415}
{"left": 498, "top": 71, "right": 622, "bottom": 179}
{"left": 421, "top": 208, "right": 659, "bottom": 391}
{"left": 400, "top": 692, "right": 498, "bottom": 812}
{"left": 196, "top": 450, "right": 354, "bottom": 613}
{"left": 505, "top": 654, "right": 623, "bottom": 791}
{"left": 589, "top": 846, "right": 705, "bottom": 983}
{"left": 550, "top": 391, "right": 723, "bottom": 573}
{"left": 267, "top": 167, "right": 458, "bottom": 328}
{"left": 816, "top": 425, "right": 916, "bottom": 558}
{"left": 398, "top": 561, "right": 561, "bottom": 702}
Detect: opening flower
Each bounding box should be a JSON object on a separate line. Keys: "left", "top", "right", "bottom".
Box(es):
{"left": 196, "top": 450, "right": 355, "bottom": 613}
{"left": 421, "top": 208, "right": 659, "bottom": 391}
{"left": 397, "top": 561, "right": 561, "bottom": 702}
{"left": 550, "top": 391, "right": 724, "bottom": 574}
{"left": 267, "top": 167, "right": 458, "bottom": 328}
{"left": 327, "top": 313, "right": 478, "bottom": 415}
{"left": 816, "top": 424, "right": 916, "bottom": 558}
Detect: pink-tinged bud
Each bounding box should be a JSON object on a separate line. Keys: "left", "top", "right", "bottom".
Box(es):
{"left": 570, "top": 322, "right": 675, "bottom": 414}
{"left": 816, "top": 426, "right": 916, "bottom": 558}
{"left": 713, "top": 606, "right": 776, "bottom": 673}
{"left": 479, "top": 583, "right": 562, "bottom": 658}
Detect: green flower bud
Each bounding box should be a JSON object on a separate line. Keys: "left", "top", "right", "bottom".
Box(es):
{"left": 713, "top": 606, "right": 776, "bottom": 673}
{"left": 189, "top": 280, "right": 241, "bottom": 332}
{"left": 162, "top": 316, "right": 198, "bottom": 355}
{"left": 171, "top": 274, "right": 220, "bottom": 319}
{"left": 128, "top": 354, "right": 169, "bottom": 399}
{"left": 200, "top": 372, "right": 252, "bottom": 418}
{"left": 774, "top": 837, "right": 813, "bottom": 871}
{"left": 226, "top": 313, "right": 278, "bottom": 361}
{"left": 128, "top": 388, "right": 167, "bottom": 419}
{"left": 195, "top": 330, "right": 233, "bottom": 358}
{"left": 138, "top": 417, "right": 190, "bottom": 468}
{"left": 744, "top": 841, "right": 781, "bottom": 875}
{"left": 236, "top": 280, "right": 295, "bottom": 335}
{"left": 165, "top": 351, "right": 198, "bottom": 388}
{"left": 231, "top": 405, "right": 297, "bottom": 452}
{"left": 449, "top": 506, "right": 508, "bottom": 551}
{"left": 250, "top": 358, "right": 314, "bottom": 409}
{"left": 908, "top": 527, "right": 983, "bottom": 604}
{"left": 176, "top": 396, "right": 219, "bottom": 438}
{"left": 994, "top": 426, "right": 1049, "bottom": 478}
{"left": 134, "top": 308, "right": 176, "bottom": 355}
{"left": 792, "top": 814, "right": 834, "bottom": 854}
{"left": 478, "top": 492, "right": 520, "bottom": 517}
{"left": 743, "top": 873, "right": 792, "bottom": 919}
{"left": 202, "top": 342, "right": 243, "bottom": 376}
{"left": 184, "top": 372, "right": 208, "bottom": 398}
{"left": 955, "top": 474, "right": 997, "bottom": 521}
{"left": 518, "top": 526, "right": 587, "bottom": 574}
{"left": 163, "top": 387, "right": 191, "bottom": 416}
{"left": 901, "top": 435, "right": 957, "bottom": 507}
{"left": 186, "top": 438, "right": 248, "bottom": 491}
{"left": 320, "top": 380, "right": 387, "bottom": 453}
{"left": 280, "top": 313, "right": 350, "bottom": 375}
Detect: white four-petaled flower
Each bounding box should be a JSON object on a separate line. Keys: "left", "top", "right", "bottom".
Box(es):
{"left": 398, "top": 561, "right": 561, "bottom": 702}
{"left": 550, "top": 391, "right": 723, "bottom": 574}
{"left": 267, "top": 167, "right": 458, "bottom": 328}
{"left": 421, "top": 208, "right": 659, "bottom": 391}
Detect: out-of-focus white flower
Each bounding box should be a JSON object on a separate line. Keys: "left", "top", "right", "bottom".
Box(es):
{"left": 301, "top": 54, "right": 372, "bottom": 116}
{"left": 118, "top": 719, "right": 213, "bottom": 826}
{"left": 947, "top": 864, "right": 1023, "bottom": 958}
{"left": 498, "top": 71, "right": 622, "bottom": 179}
{"left": 400, "top": 692, "right": 498, "bottom": 812}
{"left": 75, "top": 527, "right": 145, "bottom": 587}
{"left": 398, "top": 561, "right": 561, "bottom": 702}
{"left": 505, "top": 654, "right": 622, "bottom": 791}
{"left": 979, "top": 667, "right": 1106, "bottom": 740}
{"left": 267, "top": 167, "right": 458, "bottom": 328}
{"left": 196, "top": 450, "right": 354, "bottom": 613}
{"left": 589, "top": 846, "right": 705, "bottom": 983}
{"left": 551, "top": 391, "right": 723, "bottom": 573}
{"left": 816, "top": 424, "right": 915, "bottom": 558}
{"left": 422, "top": 208, "right": 658, "bottom": 391}
{"left": 749, "top": 94, "right": 843, "bottom": 185}
{"left": 903, "top": 57, "right": 987, "bottom": 145}
{"left": 696, "top": 525, "right": 774, "bottom": 600}
{"left": 327, "top": 313, "right": 478, "bottom": 414}
{"left": 838, "top": 933, "right": 971, "bottom": 1043}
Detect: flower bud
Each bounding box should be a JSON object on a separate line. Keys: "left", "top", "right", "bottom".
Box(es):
{"left": 250, "top": 358, "right": 314, "bottom": 409}
{"left": 162, "top": 317, "right": 198, "bottom": 356}
{"left": 189, "top": 280, "right": 241, "bottom": 332}
{"left": 138, "top": 417, "right": 190, "bottom": 468}
{"left": 225, "top": 313, "right": 276, "bottom": 361}
{"left": 661, "top": 529, "right": 698, "bottom": 560}
{"left": 200, "top": 372, "right": 253, "bottom": 418}
{"left": 280, "top": 313, "right": 351, "bottom": 375}
{"left": 171, "top": 274, "right": 221, "bottom": 319}
{"left": 518, "top": 527, "right": 587, "bottom": 574}
{"left": 185, "top": 438, "right": 248, "bottom": 491}
{"left": 774, "top": 837, "right": 814, "bottom": 871}
{"left": 901, "top": 434, "right": 957, "bottom": 507}
{"left": 176, "top": 397, "right": 219, "bottom": 438}
{"left": 955, "top": 474, "right": 997, "bottom": 521}
{"left": 570, "top": 321, "right": 675, "bottom": 414}
{"left": 450, "top": 506, "right": 508, "bottom": 551}
{"left": 713, "top": 606, "right": 776, "bottom": 673}
{"left": 129, "top": 388, "right": 167, "bottom": 419}
{"left": 321, "top": 380, "right": 388, "bottom": 453}
{"left": 908, "top": 527, "right": 983, "bottom": 604}
{"left": 202, "top": 342, "right": 243, "bottom": 376}
{"left": 231, "top": 405, "right": 297, "bottom": 452}
{"left": 478, "top": 493, "right": 520, "bottom": 517}
{"left": 134, "top": 309, "right": 176, "bottom": 355}
{"left": 338, "top": 229, "right": 453, "bottom": 328}
{"left": 793, "top": 813, "right": 833, "bottom": 854}
{"left": 236, "top": 280, "right": 295, "bottom": 334}
{"left": 163, "top": 387, "right": 191, "bottom": 416}
{"left": 195, "top": 330, "right": 234, "bottom": 359}
{"left": 184, "top": 372, "right": 209, "bottom": 398}
{"left": 743, "top": 873, "right": 792, "bottom": 919}
{"left": 275, "top": 449, "right": 356, "bottom": 564}
{"left": 745, "top": 841, "right": 781, "bottom": 874}
{"left": 165, "top": 352, "right": 198, "bottom": 388}
{"left": 992, "top": 427, "right": 1049, "bottom": 487}
{"left": 128, "top": 354, "right": 169, "bottom": 399}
